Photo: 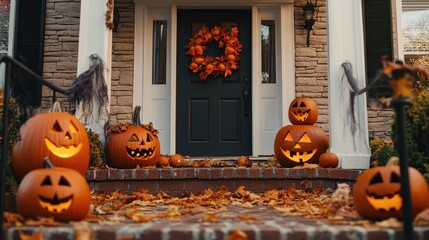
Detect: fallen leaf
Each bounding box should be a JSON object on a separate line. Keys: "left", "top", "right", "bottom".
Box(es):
{"left": 19, "top": 231, "right": 43, "bottom": 240}
{"left": 72, "top": 221, "right": 93, "bottom": 240}
{"left": 226, "top": 230, "right": 249, "bottom": 240}
{"left": 414, "top": 208, "right": 429, "bottom": 225}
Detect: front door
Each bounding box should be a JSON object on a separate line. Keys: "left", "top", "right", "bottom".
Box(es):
{"left": 176, "top": 9, "right": 252, "bottom": 156}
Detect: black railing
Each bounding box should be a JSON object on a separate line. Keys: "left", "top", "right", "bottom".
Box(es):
{"left": 0, "top": 54, "right": 70, "bottom": 237}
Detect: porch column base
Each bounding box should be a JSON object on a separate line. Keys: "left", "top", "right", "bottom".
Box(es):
{"left": 335, "top": 153, "right": 370, "bottom": 169}
{"left": 327, "top": 0, "right": 371, "bottom": 170}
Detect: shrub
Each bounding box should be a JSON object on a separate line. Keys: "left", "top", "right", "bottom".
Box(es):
{"left": 369, "top": 138, "right": 397, "bottom": 166}
{"left": 87, "top": 128, "right": 104, "bottom": 168}
{"left": 0, "top": 90, "right": 21, "bottom": 192}
{"left": 391, "top": 89, "right": 429, "bottom": 180}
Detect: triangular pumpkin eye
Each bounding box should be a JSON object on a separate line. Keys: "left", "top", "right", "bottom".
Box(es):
{"left": 59, "top": 176, "right": 71, "bottom": 186}
{"left": 292, "top": 102, "right": 298, "bottom": 108}
{"left": 299, "top": 102, "right": 306, "bottom": 107}
{"left": 369, "top": 172, "right": 383, "bottom": 185}
{"left": 298, "top": 133, "right": 311, "bottom": 143}
{"left": 129, "top": 134, "right": 139, "bottom": 142}
{"left": 146, "top": 134, "right": 153, "bottom": 142}
{"left": 284, "top": 132, "right": 293, "bottom": 141}
{"left": 51, "top": 120, "right": 63, "bottom": 132}
{"left": 390, "top": 172, "right": 401, "bottom": 183}
{"left": 69, "top": 121, "right": 79, "bottom": 133}
{"left": 41, "top": 176, "right": 52, "bottom": 186}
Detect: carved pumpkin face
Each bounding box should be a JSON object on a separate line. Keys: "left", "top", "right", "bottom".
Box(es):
{"left": 274, "top": 125, "right": 328, "bottom": 167}
{"left": 16, "top": 166, "right": 91, "bottom": 221}
{"left": 353, "top": 166, "right": 429, "bottom": 220}
{"left": 106, "top": 125, "right": 160, "bottom": 168}
{"left": 288, "top": 97, "right": 318, "bottom": 125}
{"left": 106, "top": 106, "right": 161, "bottom": 168}
{"left": 11, "top": 112, "right": 90, "bottom": 181}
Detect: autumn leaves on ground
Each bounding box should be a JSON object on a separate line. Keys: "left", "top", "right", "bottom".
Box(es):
{"left": 6, "top": 182, "right": 429, "bottom": 240}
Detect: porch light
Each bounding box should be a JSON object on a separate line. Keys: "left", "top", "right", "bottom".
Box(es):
{"left": 303, "top": 0, "right": 316, "bottom": 47}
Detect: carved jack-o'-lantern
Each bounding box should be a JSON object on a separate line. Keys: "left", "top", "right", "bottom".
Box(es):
{"left": 288, "top": 97, "right": 318, "bottom": 125}
{"left": 16, "top": 159, "right": 91, "bottom": 221}
{"left": 106, "top": 106, "right": 160, "bottom": 168}
{"left": 11, "top": 102, "right": 90, "bottom": 181}
{"left": 274, "top": 125, "right": 329, "bottom": 167}
{"left": 353, "top": 166, "right": 429, "bottom": 220}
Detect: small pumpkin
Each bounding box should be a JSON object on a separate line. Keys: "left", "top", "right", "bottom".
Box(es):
{"left": 106, "top": 106, "right": 160, "bottom": 168}
{"left": 274, "top": 125, "right": 329, "bottom": 167}
{"left": 11, "top": 102, "right": 90, "bottom": 181}
{"left": 319, "top": 152, "right": 339, "bottom": 168}
{"left": 353, "top": 166, "right": 429, "bottom": 220}
{"left": 158, "top": 155, "right": 170, "bottom": 167}
{"left": 288, "top": 97, "right": 318, "bottom": 125}
{"left": 16, "top": 158, "right": 91, "bottom": 221}
{"left": 169, "top": 154, "right": 184, "bottom": 167}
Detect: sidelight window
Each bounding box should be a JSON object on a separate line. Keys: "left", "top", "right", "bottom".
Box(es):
{"left": 261, "top": 20, "right": 276, "bottom": 84}
{"left": 152, "top": 20, "right": 167, "bottom": 85}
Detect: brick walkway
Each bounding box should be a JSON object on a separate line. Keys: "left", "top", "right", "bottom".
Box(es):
{"left": 5, "top": 205, "right": 429, "bottom": 240}
{"left": 4, "top": 167, "right": 429, "bottom": 239}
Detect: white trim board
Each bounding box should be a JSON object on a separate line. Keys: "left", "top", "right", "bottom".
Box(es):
{"left": 133, "top": 3, "right": 295, "bottom": 156}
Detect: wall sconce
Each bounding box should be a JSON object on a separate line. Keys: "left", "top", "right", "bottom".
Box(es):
{"left": 303, "top": 0, "right": 317, "bottom": 47}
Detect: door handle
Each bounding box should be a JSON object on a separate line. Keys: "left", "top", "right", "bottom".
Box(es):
{"left": 243, "top": 88, "right": 249, "bottom": 116}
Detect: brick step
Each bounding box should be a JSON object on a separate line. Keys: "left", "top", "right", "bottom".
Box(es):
{"left": 85, "top": 167, "right": 361, "bottom": 195}
{"left": 5, "top": 206, "right": 429, "bottom": 240}
{"left": 4, "top": 167, "right": 429, "bottom": 240}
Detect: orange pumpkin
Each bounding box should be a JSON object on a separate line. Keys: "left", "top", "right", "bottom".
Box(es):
{"left": 16, "top": 158, "right": 91, "bottom": 221}
{"left": 274, "top": 125, "right": 328, "bottom": 167}
{"left": 106, "top": 106, "right": 160, "bottom": 168}
{"left": 169, "top": 154, "right": 184, "bottom": 167}
{"left": 11, "top": 102, "right": 90, "bottom": 181}
{"left": 288, "top": 97, "right": 318, "bottom": 125}
{"left": 319, "top": 152, "right": 339, "bottom": 168}
{"left": 353, "top": 166, "right": 429, "bottom": 220}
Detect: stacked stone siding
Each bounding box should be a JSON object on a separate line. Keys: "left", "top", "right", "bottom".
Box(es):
{"left": 294, "top": 0, "right": 329, "bottom": 133}
{"left": 110, "top": 0, "right": 135, "bottom": 124}
{"left": 42, "top": 0, "right": 81, "bottom": 113}
{"left": 41, "top": 0, "right": 391, "bottom": 144}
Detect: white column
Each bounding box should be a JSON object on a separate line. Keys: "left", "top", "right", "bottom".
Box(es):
{"left": 77, "top": 0, "right": 112, "bottom": 140}
{"left": 327, "top": 0, "right": 370, "bottom": 169}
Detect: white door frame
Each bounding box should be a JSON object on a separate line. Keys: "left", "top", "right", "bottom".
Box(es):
{"left": 133, "top": 0, "right": 295, "bottom": 156}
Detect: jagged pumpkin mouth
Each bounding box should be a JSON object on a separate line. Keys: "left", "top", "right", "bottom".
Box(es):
{"left": 126, "top": 146, "right": 155, "bottom": 159}
{"left": 45, "top": 138, "right": 82, "bottom": 158}
{"left": 280, "top": 148, "right": 317, "bottom": 163}
{"left": 38, "top": 193, "right": 73, "bottom": 213}
{"left": 291, "top": 109, "right": 311, "bottom": 122}
{"left": 365, "top": 190, "right": 402, "bottom": 211}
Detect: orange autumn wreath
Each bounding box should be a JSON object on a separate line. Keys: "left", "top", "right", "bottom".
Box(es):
{"left": 185, "top": 26, "right": 242, "bottom": 80}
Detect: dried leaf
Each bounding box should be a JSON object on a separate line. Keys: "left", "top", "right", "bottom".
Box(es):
{"left": 19, "top": 230, "right": 43, "bottom": 240}
{"left": 199, "top": 214, "right": 220, "bottom": 222}
{"left": 226, "top": 230, "right": 249, "bottom": 240}
{"left": 414, "top": 208, "right": 429, "bottom": 225}
{"left": 72, "top": 221, "right": 93, "bottom": 240}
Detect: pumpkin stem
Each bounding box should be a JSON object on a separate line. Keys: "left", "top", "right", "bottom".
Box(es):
{"left": 132, "top": 106, "right": 142, "bottom": 125}
{"left": 43, "top": 157, "right": 55, "bottom": 169}
{"left": 49, "top": 101, "right": 62, "bottom": 112}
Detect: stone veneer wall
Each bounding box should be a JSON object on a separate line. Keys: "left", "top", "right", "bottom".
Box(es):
{"left": 42, "top": 0, "right": 81, "bottom": 113}
{"left": 294, "top": 0, "right": 329, "bottom": 133}
{"left": 41, "top": 0, "right": 391, "bottom": 140}
{"left": 110, "top": 0, "right": 135, "bottom": 124}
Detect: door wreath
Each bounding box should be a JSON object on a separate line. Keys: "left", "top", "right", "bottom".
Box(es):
{"left": 185, "top": 26, "right": 242, "bottom": 80}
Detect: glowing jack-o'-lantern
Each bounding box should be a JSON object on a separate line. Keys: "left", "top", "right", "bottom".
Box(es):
{"left": 353, "top": 166, "right": 429, "bottom": 220}
{"left": 274, "top": 125, "right": 329, "bottom": 167}
{"left": 288, "top": 97, "right": 318, "bottom": 125}
{"left": 106, "top": 106, "right": 161, "bottom": 168}
{"left": 11, "top": 102, "right": 90, "bottom": 181}
{"left": 16, "top": 158, "right": 91, "bottom": 221}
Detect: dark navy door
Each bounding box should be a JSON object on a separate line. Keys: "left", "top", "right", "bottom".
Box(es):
{"left": 176, "top": 9, "right": 252, "bottom": 156}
